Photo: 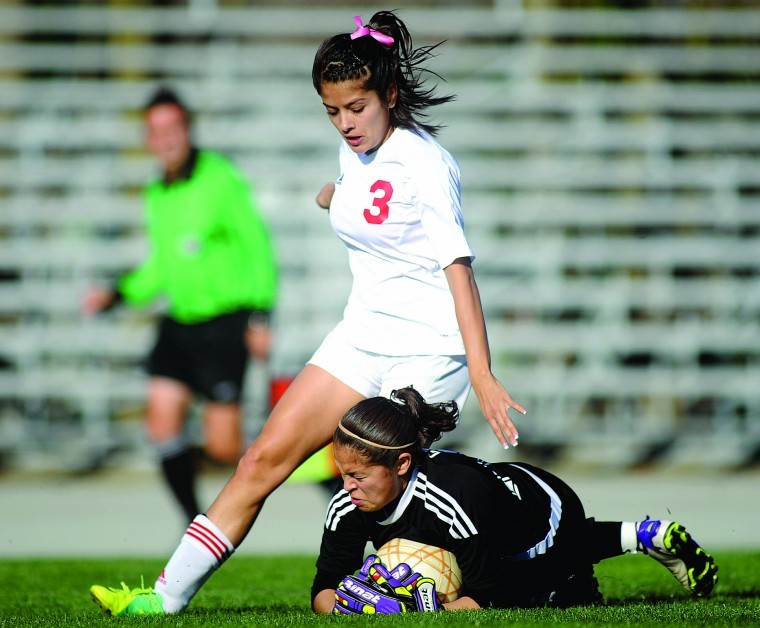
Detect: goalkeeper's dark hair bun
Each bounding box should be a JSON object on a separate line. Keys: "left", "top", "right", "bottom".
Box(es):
{"left": 335, "top": 387, "right": 459, "bottom": 467}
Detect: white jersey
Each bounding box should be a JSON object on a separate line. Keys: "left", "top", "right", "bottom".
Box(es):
{"left": 328, "top": 127, "right": 474, "bottom": 356}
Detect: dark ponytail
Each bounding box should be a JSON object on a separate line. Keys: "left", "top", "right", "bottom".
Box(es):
{"left": 335, "top": 387, "right": 459, "bottom": 467}
{"left": 312, "top": 10, "right": 455, "bottom": 137}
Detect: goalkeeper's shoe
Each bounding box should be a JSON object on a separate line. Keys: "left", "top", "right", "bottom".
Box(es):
{"left": 90, "top": 580, "right": 165, "bottom": 616}
{"left": 636, "top": 519, "right": 718, "bottom": 597}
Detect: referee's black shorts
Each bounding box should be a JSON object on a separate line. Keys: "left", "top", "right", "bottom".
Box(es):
{"left": 146, "top": 310, "right": 250, "bottom": 403}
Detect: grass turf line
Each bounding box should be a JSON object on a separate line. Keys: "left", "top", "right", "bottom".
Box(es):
{"left": 0, "top": 552, "right": 758, "bottom": 627}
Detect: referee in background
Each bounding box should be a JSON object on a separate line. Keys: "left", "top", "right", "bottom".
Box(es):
{"left": 83, "top": 86, "right": 277, "bottom": 522}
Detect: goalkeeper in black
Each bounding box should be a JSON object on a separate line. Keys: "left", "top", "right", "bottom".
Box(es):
{"left": 312, "top": 387, "right": 718, "bottom": 612}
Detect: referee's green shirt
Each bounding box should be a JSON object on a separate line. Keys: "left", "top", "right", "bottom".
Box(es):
{"left": 118, "top": 150, "right": 277, "bottom": 323}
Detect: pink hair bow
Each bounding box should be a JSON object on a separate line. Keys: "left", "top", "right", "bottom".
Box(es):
{"left": 350, "top": 15, "right": 394, "bottom": 46}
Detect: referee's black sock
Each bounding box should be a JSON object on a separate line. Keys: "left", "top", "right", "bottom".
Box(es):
{"left": 159, "top": 443, "right": 200, "bottom": 524}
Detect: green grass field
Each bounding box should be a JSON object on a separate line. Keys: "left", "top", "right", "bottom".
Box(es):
{"left": 1, "top": 552, "right": 759, "bottom": 627}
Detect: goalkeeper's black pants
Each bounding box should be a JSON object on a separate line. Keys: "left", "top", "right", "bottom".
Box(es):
{"left": 490, "top": 465, "right": 622, "bottom": 608}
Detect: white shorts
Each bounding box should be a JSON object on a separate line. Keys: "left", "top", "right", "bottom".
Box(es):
{"left": 308, "top": 325, "right": 471, "bottom": 410}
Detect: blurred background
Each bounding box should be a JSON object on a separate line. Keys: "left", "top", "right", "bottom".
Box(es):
{"left": 1, "top": 0, "right": 759, "bottom": 555}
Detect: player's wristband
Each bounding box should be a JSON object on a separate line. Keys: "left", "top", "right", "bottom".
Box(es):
{"left": 412, "top": 577, "right": 442, "bottom": 612}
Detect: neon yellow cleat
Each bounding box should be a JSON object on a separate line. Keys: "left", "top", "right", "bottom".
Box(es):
{"left": 90, "top": 580, "right": 165, "bottom": 616}
{"left": 637, "top": 519, "right": 718, "bottom": 597}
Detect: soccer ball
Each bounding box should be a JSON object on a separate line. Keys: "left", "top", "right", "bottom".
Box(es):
{"left": 375, "top": 538, "right": 462, "bottom": 603}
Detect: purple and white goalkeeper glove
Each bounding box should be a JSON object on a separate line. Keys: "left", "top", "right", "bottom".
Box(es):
{"left": 333, "top": 554, "right": 441, "bottom": 615}
{"left": 333, "top": 555, "right": 411, "bottom": 615}
{"left": 369, "top": 561, "right": 441, "bottom": 612}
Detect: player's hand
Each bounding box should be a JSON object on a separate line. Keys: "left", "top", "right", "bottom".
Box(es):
{"left": 410, "top": 576, "right": 441, "bottom": 612}
{"left": 333, "top": 574, "right": 412, "bottom": 615}
{"left": 368, "top": 561, "right": 418, "bottom": 598}
{"left": 473, "top": 373, "right": 526, "bottom": 448}
{"left": 82, "top": 286, "right": 116, "bottom": 316}
{"left": 316, "top": 182, "right": 335, "bottom": 209}
{"left": 359, "top": 554, "right": 385, "bottom": 578}
{"left": 245, "top": 324, "right": 271, "bottom": 361}
{"left": 369, "top": 562, "right": 441, "bottom": 612}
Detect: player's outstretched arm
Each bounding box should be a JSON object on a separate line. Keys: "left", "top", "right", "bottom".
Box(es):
{"left": 444, "top": 258, "right": 526, "bottom": 448}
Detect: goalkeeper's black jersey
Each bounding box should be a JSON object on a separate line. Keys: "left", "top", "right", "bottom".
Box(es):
{"left": 312, "top": 450, "right": 583, "bottom": 608}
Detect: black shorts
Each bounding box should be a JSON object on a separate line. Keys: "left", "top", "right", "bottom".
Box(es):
{"left": 146, "top": 310, "right": 249, "bottom": 403}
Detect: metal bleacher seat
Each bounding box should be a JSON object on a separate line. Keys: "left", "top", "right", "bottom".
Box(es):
{"left": 0, "top": 4, "right": 759, "bottom": 471}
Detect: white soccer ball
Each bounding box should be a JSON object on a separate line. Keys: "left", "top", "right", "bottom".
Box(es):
{"left": 375, "top": 538, "right": 462, "bottom": 603}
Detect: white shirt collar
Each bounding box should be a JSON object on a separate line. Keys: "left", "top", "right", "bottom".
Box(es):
{"left": 376, "top": 466, "right": 419, "bottom": 526}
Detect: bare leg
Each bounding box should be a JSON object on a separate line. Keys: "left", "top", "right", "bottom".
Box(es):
{"left": 202, "top": 401, "right": 244, "bottom": 464}
{"left": 146, "top": 377, "right": 198, "bottom": 520}
{"left": 207, "top": 364, "right": 364, "bottom": 545}
{"left": 149, "top": 365, "right": 364, "bottom": 613}
{"left": 145, "top": 377, "right": 192, "bottom": 443}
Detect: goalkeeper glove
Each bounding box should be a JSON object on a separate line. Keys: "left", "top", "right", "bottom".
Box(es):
{"left": 333, "top": 573, "right": 413, "bottom": 615}
{"left": 370, "top": 562, "right": 441, "bottom": 612}
{"left": 332, "top": 554, "right": 442, "bottom": 615}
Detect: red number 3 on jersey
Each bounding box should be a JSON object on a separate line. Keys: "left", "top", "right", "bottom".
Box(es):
{"left": 364, "top": 179, "right": 393, "bottom": 224}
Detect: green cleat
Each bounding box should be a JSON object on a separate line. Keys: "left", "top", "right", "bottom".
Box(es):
{"left": 90, "top": 580, "right": 165, "bottom": 616}
{"left": 637, "top": 519, "right": 719, "bottom": 597}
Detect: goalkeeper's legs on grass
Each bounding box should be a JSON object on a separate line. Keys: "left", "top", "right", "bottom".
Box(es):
{"left": 514, "top": 518, "right": 718, "bottom": 607}
{"left": 585, "top": 518, "right": 718, "bottom": 597}
{"left": 92, "top": 365, "right": 365, "bottom": 615}
{"left": 501, "top": 466, "right": 718, "bottom": 607}
{"left": 634, "top": 519, "right": 718, "bottom": 596}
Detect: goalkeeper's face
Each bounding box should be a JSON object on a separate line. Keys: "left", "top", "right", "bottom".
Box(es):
{"left": 334, "top": 445, "right": 412, "bottom": 513}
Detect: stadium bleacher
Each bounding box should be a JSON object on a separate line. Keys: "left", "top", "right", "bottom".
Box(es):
{"left": 0, "top": 3, "right": 758, "bottom": 471}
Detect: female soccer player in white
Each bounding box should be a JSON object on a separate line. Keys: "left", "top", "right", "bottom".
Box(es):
{"left": 90, "top": 10, "right": 526, "bottom": 616}
{"left": 312, "top": 388, "right": 718, "bottom": 613}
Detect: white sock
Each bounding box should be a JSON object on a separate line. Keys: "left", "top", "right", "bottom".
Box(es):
{"left": 154, "top": 514, "right": 235, "bottom": 613}
{"left": 621, "top": 521, "right": 640, "bottom": 554}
